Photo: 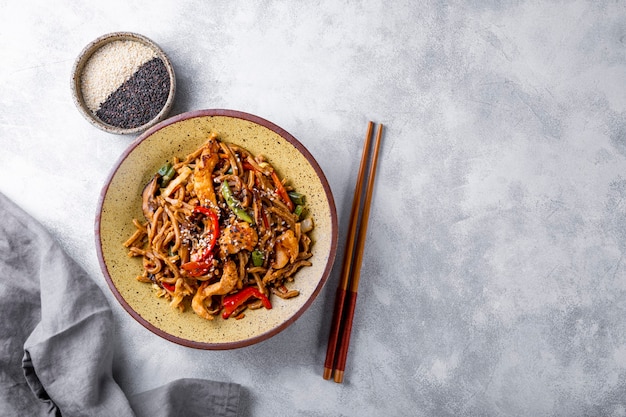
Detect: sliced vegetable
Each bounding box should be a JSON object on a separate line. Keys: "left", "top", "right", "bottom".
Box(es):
{"left": 193, "top": 206, "right": 220, "bottom": 254}
{"left": 294, "top": 205, "right": 304, "bottom": 219}
{"left": 251, "top": 249, "right": 265, "bottom": 267}
{"left": 222, "top": 287, "right": 272, "bottom": 319}
{"left": 261, "top": 208, "right": 270, "bottom": 229}
{"left": 157, "top": 162, "right": 176, "bottom": 187}
{"left": 142, "top": 176, "right": 159, "bottom": 219}
{"left": 161, "top": 281, "right": 175, "bottom": 292}
{"left": 243, "top": 157, "right": 270, "bottom": 175}
{"left": 271, "top": 171, "right": 295, "bottom": 211}
{"left": 300, "top": 217, "right": 314, "bottom": 233}
{"left": 193, "top": 206, "right": 220, "bottom": 260}
{"left": 157, "top": 162, "right": 172, "bottom": 176}
{"left": 220, "top": 181, "right": 254, "bottom": 224}
{"left": 288, "top": 191, "right": 305, "bottom": 206}
{"left": 162, "top": 166, "right": 192, "bottom": 197}
{"left": 181, "top": 205, "right": 219, "bottom": 276}
{"left": 181, "top": 257, "right": 213, "bottom": 277}
{"left": 242, "top": 161, "right": 256, "bottom": 171}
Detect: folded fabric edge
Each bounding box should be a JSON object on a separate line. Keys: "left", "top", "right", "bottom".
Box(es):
{"left": 128, "top": 377, "right": 242, "bottom": 417}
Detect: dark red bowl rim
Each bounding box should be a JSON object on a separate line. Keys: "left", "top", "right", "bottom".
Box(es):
{"left": 95, "top": 109, "right": 338, "bottom": 349}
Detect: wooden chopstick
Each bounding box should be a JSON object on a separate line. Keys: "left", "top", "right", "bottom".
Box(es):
{"left": 323, "top": 121, "right": 383, "bottom": 383}
{"left": 323, "top": 121, "right": 375, "bottom": 380}
{"left": 332, "top": 122, "right": 383, "bottom": 383}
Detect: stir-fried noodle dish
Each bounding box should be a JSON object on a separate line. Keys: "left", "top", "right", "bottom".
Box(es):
{"left": 123, "top": 133, "right": 314, "bottom": 321}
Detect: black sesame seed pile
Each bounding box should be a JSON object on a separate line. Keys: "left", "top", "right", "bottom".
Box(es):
{"left": 95, "top": 57, "right": 170, "bottom": 129}
{"left": 79, "top": 38, "right": 171, "bottom": 130}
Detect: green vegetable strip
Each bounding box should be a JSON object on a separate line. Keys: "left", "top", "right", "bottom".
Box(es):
{"left": 157, "top": 162, "right": 176, "bottom": 187}
{"left": 294, "top": 205, "right": 304, "bottom": 218}
{"left": 220, "top": 181, "right": 255, "bottom": 224}
{"left": 288, "top": 191, "right": 305, "bottom": 206}
{"left": 251, "top": 249, "right": 265, "bottom": 267}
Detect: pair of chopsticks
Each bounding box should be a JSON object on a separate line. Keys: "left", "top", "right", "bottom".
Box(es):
{"left": 323, "top": 121, "right": 383, "bottom": 383}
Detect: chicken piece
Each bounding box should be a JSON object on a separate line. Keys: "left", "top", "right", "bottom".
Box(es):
{"left": 204, "top": 260, "right": 239, "bottom": 297}
{"left": 192, "top": 260, "right": 239, "bottom": 320}
{"left": 191, "top": 282, "right": 213, "bottom": 320}
{"left": 272, "top": 229, "right": 299, "bottom": 269}
{"left": 193, "top": 135, "right": 221, "bottom": 206}
{"left": 219, "top": 221, "right": 258, "bottom": 257}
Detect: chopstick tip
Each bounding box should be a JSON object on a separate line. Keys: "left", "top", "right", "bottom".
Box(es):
{"left": 333, "top": 370, "right": 345, "bottom": 383}
{"left": 323, "top": 367, "right": 333, "bottom": 380}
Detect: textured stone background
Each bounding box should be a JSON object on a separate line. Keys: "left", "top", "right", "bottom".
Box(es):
{"left": 2, "top": 1, "right": 626, "bottom": 415}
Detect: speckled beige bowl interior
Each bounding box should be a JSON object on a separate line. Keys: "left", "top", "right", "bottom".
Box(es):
{"left": 96, "top": 109, "right": 338, "bottom": 349}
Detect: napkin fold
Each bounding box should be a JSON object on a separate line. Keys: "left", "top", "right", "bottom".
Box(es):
{"left": 0, "top": 192, "right": 240, "bottom": 417}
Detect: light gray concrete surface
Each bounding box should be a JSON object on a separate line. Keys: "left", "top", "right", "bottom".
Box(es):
{"left": 2, "top": 1, "right": 626, "bottom": 416}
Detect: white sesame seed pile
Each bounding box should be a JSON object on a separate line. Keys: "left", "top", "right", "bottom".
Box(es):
{"left": 80, "top": 40, "right": 157, "bottom": 112}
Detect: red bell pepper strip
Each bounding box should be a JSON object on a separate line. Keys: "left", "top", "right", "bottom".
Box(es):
{"left": 162, "top": 281, "right": 176, "bottom": 292}
{"left": 181, "top": 206, "right": 219, "bottom": 275}
{"left": 192, "top": 206, "right": 220, "bottom": 261}
{"left": 222, "top": 287, "right": 272, "bottom": 319}
{"left": 271, "top": 171, "right": 294, "bottom": 212}
{"left": 260, "top": 207, "right": 270, "bottom": 229}
{"left": 181, "top": 255, "right": 213, "bottom": 277}
{"left": 242, "top": 161, "right": 256, "bottom": 171}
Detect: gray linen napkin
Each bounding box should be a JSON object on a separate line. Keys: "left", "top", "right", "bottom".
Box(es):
{"left": 0, "top": 192, "right": 240, "bottom": 416}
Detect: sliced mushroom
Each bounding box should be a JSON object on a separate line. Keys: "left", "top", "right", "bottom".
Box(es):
{"left": 142, "top": 176, "right": 159, "bottom": 220}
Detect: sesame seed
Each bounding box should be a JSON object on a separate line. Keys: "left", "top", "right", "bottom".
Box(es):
{"left": 81, "top": 40, "right": 157, "bottom": 112}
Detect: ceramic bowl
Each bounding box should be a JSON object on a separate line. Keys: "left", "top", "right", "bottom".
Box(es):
{"left": 95, "top": 109, "right": 338, "bottom": 349}
{"left": 71, "top": 32, "right": 176, "bottom": 135}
